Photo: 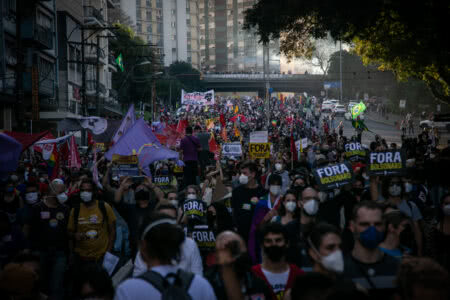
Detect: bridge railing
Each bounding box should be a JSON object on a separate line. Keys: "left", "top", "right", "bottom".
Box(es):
{"left": 203, "top": 73, "right": 320, "bottom": 80}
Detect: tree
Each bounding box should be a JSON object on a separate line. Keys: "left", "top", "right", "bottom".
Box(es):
{"left": 244, "top": 0, "right": 450, "bottom": 104}
{"left": 305, "top": 37, "right": 339, "bottom": 76}
{"left": 168, "top": 61, "right": 204, "bottom": 92}
{"left": 109, "top": 23, "right": 162, "bottom": 109}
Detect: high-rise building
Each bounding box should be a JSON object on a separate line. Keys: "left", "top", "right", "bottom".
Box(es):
{"left": 135, "top": 0, "right": 201, "bottom": 70}
{"left": 199, "top": 0, "right": 280, "bottom": 73}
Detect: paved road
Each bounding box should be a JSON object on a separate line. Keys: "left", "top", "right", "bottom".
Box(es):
{"left": 336, "top": 115, "right": 403, "bottom": 146}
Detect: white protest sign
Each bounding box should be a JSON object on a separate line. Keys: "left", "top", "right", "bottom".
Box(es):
{"left": 221, "top": 142, "right": 242, "bottom": 157}
{"left": 295, "top": 140, "right": 301, "bottom": 151}
{"left": 301, "top": 138, "right": 308, "bottom": 150}
{"left": 250, "top": 131, "right": 268, "bottom": 143}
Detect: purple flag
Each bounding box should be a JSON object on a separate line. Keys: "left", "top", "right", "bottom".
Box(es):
{"left": 111, "top": 104, "right": 136, "bottom": 145}
{"left": 138, "top": 144, "right": 180, "bottom": 176}
{"left": 105, "top": 118, "right": 161, "bottom": 160}
{"left": 0, "top": 133, "right": 23, "bottom": 179}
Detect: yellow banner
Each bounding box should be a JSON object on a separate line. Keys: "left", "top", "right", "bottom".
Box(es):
{"left": 112, "top": 154, "right": 138, "bottom": 164}
{"left": 249, "top": 143, "right": 271, "bottom": 159}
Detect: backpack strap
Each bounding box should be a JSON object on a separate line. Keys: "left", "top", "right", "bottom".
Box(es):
{"left": 176, "top": 269, "right": 195, "bottom": 292}
{"left": 98, "top": 201, "right": 110, "bottom": 234}
{"left": 73, "top": 202, "right": 80, "bottom": 234}
{"left": 138, "top": 270, "right": 165, "bottom": 293}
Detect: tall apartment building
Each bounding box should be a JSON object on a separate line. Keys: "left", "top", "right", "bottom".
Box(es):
{"left": 199, "top": 0, "right": 280, "bottom": 73}
{"left": 135, "top": 0, "right": 201, "bottom": 70}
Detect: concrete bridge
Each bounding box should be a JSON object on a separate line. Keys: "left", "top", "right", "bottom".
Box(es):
{"left": 203, "top": 73, "right": 325, "bottom": 97}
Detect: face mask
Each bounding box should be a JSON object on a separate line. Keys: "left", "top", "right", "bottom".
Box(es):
{"left": 207, "top": 211, "right": 216, "bottom": 226}
{"left": 270, "top": 185, "right": 281, "bottom": 196}
{"left": 187, "top": 194, "right": 197, "bottom": 200}
{"left": 404, "top": 183, "right": 413, "bottom": 193}
{"left": 275, "top": 163, "right": 282, "bottom": 171}
{"left": 10, "top": 175, "right": 18, "bottom": 182}
{"left": 25, "top": 192, "right": 39, "bottom": 204}
{"left": 358, "top": 226, "right": 385, "bottom": 249}
{"left": 239, "top": 174, "right": 249, "bottom": 185}
{"left": 39, "top": 177, "right": 45, "bottom": 183}
{"left": 321, "top": 250, "right": 344, "bottom": 273}
{"left": 169, "top": 200, "right": 178, "bottom": 207}
{"left": 443, "top": 204, "right": 450, "bottom": 216}
{"left": 80, "top": 191, "right": 93, "bottom": 203}
{"left": 303, "top": 199, "right": 319, "bottom": 216}
{"left": 264, "top": 245, "right": 286, "bottom": 262}
{"left": 388, "top": 184, "right": 402, "bottom": 197}
{"left": 285, "top": 201, "right": 297, "bottom": 212}
{"left": 57, "top": 192, "right": 68, "bottom": 204}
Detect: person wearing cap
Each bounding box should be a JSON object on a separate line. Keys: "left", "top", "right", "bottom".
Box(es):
{"left": 28, "top": 178, "right": 70, "bottom": 299}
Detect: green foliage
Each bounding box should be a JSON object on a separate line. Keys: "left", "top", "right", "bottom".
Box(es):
{"left": 244, "top": 0, "right": 450, "bottom": 103}
{"left": 168, "top": 61, "right": 204, "bottom": 92}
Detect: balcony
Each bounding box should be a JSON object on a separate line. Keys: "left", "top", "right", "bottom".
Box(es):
{"left": 0, "top": 77, "right": 16, "bottom": 94}
{"left": 85, "top": 46, "right": 106, "bottom": 64}
{"left": 84, "top": 6, "right": 105, "bottom": 26}
{"left": 86, "top": 79, "right": 106, "bottom": 96}
{"left": 39, "top": 97, "right": 58, "bottom": 111}
{"left": 39, "top": 78, "right": 54, "bottom": 97}
{"left": 21, "top": 22, "right": 53, "bottom": 49}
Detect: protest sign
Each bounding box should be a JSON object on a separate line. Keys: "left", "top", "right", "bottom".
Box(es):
{"left": 344, "top": 142, "right": 367, "bottom": 162}
{"left": 313, "top": 162, "right": 354, "bottom": 190}
{"left": 152, "top": 176, "right": 172, "bottom": 187}
{"left": 250, "top": 131, "right": 268, "bottom": 143}
{"left": 367, "top": 150, "right": 406, "bottom": 176}
{"left": 189, "top": 225, "right": 216, "bottom": 252}
{"left": 181, "top": 90, "right": 215, "bottom": 106}
{"left": 182, "top": 199, "right": 206, "bottom": 218}
{"left": 221, "top": 142, "right": 242, "bottom": 157}
{"left": 95, "top": 143, "right": 106, "bottom": 152}
{"left": 111, "top": 154, "right": 139, "bottom": 178}
{"left": 249, "top": 143, "right": 271, "bottom": 159}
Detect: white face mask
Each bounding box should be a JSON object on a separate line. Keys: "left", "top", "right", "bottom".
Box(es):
{"left": 203, "top": 187, "right": 213, "bottom": 206}
{"left": 239, "top": 174, "right": 249, "bottom": 185}
{"left": 270, "top": 185, "right": 281, "bottom": 196}
{"left": 443, "top": 204, "right": 450, "bottom": 216}
{"left": 187, "top": 194, "right": 197, "bottom": 200}
{"left": 169, "top": 200, "right": 178, "bottom": 207}
{"left": 285, "top": 201, "right": 297, "bottom": 212}
{"left": 25, "top": 192, "right": 39, "bottom": 204}
{"left": 40, "top": 177, "right": 45, "bottom": 183}
{"left": 80, "top": 191, "right": 92, "bottom": 203}
{"left": 404, "top": 183, "right": 413, "bottom": 193}
{"left": 11, "top": 175, "right": 18, "bottom": 182}
{"left": 389, "top": 184, "right": 402, "bottom": 197}
{"left": 321, "top": 250, "right": 344, "bottom": 273}
{"left": 57, "top": 192, "right": 68, "bottom": 204}
{"left": 303, "top": 199, "right": 319, "bottom": 215}
{"left": 275, "top": 163, "right": 283, "bottom": 171}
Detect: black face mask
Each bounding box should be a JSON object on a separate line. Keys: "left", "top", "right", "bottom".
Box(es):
{"left": 206, "top": 211, "right": 216, "bottom": 227}
{"left": 263, "top": 245, "right": 286, "bottom": 262}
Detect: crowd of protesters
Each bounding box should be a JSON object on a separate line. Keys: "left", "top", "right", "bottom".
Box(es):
{"left": 1, "top": 94, "right": 450, "bottom": 300}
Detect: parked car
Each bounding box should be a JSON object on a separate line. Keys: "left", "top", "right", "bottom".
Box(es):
{"left": 333, "top": 104, "right": 346, "bottom": 116}
{"left": 420, "top": 113, "right": 450, "bottom": 132}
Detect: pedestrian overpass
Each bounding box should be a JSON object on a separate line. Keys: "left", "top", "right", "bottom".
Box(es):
{"left": 203, "top": 73, "right": 325, "bottom": 97}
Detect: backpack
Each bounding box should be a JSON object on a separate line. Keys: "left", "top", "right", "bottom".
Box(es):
{"left": 138, "top": 269, "right": 194, "bottom": 300}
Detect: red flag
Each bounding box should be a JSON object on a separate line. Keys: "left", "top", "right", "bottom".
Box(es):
{"left": 290, "top": 132, "right": 298, "bottom": 162}
{"left": 68, "top": 136, "right": 81, "bottom": 170}
{"left": 87, "top": 131, "right": 94, "bottom": 146}
{"left": 220, "top": 114, "right": 226, "bottom": 127}
{"left": 209, "top": 134, "right": 220, "bottom": 161}
{"left": 176, "top": 119, "right": 188, "bottom": 134}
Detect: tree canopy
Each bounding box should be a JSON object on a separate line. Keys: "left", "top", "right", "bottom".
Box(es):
{"left": 244, "top": 0, "right": 450, "bottom": 104}
{"left": 168, "top": 61, "right": 204, "bottom": 92}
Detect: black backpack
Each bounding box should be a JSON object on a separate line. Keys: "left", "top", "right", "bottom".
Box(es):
{"left": 138, "top": 269, "right": 194, "bottom": 300}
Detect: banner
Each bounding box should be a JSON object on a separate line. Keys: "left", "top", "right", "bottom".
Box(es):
{"left": 95, "top": 143, "right": 106, "bottom": 152}
{"left": 344, "top": 142, "right": 367, "bottom": 162}
{"left": 182, "top": 199, "right": 206, "bottom": 223}
{"left": 78, "top": 117, "right": 108, "bottom": 135}
{"left": 367, "top": 150, "right": 406, "bottom": 176}
{"left": 313, "top": 162, "right": 354, "bottom": 190}
{"left": 189, "top": 225, "right": 216, "bottom": 252}
{"left": 181, "top": 90, "right": 215, "bottom": 106}
{"left": 111, "top": 154, "right": 139, "bottom": 178}
{"left": 221, "top": 142, "right": 242, "bottom": 157}
{"left": 250, "top": 131, "right": 268, "bottom": 143}
{"left": 152, "top": 175, "right": 172, "bottom": 187}
{"left": 111, "top": 104, "right": 136, "bottom": 145}
{"left": 249, "top": 143, "right": 271, "bottom": 159}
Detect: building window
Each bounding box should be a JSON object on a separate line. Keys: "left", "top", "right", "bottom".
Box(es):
{"left": 38, "top": 57, "right": 54, "bottom": 81}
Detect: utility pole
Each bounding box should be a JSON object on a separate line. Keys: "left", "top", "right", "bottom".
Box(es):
{"left": 15, "top": 0, "right": 25, "bottom": 131}
{"left": 263, "top": 43, "right": 270, "bottom": 128}
{"left": 339, "top": 40, "right": 343, "bottom": 101}
{"left": 96, "top": 35, "right": 100, "bottom": 116}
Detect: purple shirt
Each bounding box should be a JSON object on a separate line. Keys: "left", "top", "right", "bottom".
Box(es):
{"left": 180, "top": 135, "right": 200, "bottom": 162}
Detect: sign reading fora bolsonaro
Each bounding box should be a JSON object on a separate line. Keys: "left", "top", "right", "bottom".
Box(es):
{"left": 313, "top": 162, "right": 354, "bottom": 190}
{"left": 367, "top": 150, "right": 406, "bottom": 176}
